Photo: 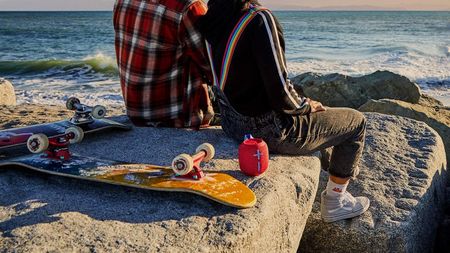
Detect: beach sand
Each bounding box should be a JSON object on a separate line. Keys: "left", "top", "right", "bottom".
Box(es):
{"left": 0, "top": 104, "right": 125, "bottom": 129}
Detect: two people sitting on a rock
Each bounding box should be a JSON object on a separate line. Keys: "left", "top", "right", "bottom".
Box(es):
{"left": 113, "top": 0, "right": 370, "bottom": 222}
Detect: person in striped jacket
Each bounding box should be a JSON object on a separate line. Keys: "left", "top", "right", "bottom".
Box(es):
{"left": 199, "top": 0, "right": 370, "bottom": 223}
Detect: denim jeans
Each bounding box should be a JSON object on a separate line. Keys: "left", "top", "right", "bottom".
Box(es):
{"left": 215, "top": 89, "right": 366, "bottom": 179}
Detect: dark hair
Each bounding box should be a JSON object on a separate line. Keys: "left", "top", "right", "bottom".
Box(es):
{"left": 198, "top": 0, "right": 260, "bottom": 44}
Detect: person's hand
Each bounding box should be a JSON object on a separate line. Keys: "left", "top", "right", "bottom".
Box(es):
{"left": 307, "top": 98, "right": 327, "bottom": 113}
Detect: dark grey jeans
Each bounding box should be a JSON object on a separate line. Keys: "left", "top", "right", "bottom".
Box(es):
{"left": 216, "top": 91, "right": 366, "bottom": 179}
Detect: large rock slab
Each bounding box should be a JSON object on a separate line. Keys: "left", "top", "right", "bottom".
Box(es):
{"left": 359, "top": 99, "right": 450, "bottom": 168}
{"left": 291, "top": 71, "right": 421, "bottom": 108}
{"left": 0, "top": 79, "right": 16, "bottom": 106}
{"left": 299, "top": 113, "right": 447, "bottom": 253}
{"left": 0, "top": 115, "right": 321, "bottom": 252}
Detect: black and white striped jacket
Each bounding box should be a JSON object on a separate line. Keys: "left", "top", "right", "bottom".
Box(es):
{"left": 208, "top": 9, "right": 311, "bottom": 117}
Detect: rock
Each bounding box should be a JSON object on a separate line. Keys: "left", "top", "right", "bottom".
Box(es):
{"left": 0, "top": 114, "right": 321, "bottom": 252}
{"left": 359, "top": 99, "right": 450, "bottom": 168}
{"left": 299, "top": 113, "right": 447, "bottom": 253}
{"left": 419, "top": 94, "right": 444, "bottom": 108}
{"left": 291, "top": 71, "right": 421, "bottom": 108}
{"left": 0, "top": 79, "right": 16, "bottom": 106}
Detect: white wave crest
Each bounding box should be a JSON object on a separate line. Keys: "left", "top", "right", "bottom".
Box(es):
{"left": 287, "top": 51, "right": 450, "bottom": 85}
{"left": 82, "top": 52, "right": 118, "bottom": 70}
{"left": 10, "top": 49, "right": 450, "bottom": 107}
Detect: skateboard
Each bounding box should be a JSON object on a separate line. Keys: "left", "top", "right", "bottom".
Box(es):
{"left": 0, "top": 130, "right": 257, "bottom": 208}
{"left": 0, "top": 97, "right": 130, "bottom": 156}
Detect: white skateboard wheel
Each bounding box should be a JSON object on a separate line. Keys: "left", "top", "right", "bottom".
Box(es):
{"left": 196, "top": 143, "right": 215, "bottom": 162}
{"left": 172, "top": 154, "right": 194, "bottom": 176}
{"left": 66, "top": 126, "right": 84, "bottom": 144}
{"left": 27, "top": 134, "right": 49, "bottom": 154}
{"left": 66, "top": 97, "right": 81, "bottom": 110}
{"left": 92, "top": 105, "right": 107, "bottom": 119}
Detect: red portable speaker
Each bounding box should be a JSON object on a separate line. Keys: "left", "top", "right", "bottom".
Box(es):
{"left": 238, "top": 136, "right": 269, "bottom": 176}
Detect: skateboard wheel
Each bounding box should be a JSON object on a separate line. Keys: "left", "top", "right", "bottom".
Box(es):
{"left": 172, "top": 154, "right": 194, "bottom": 176}
{"left": 27, "top": 134, "right": 49, "bottom": 153}
{"left": 66, "top": 97, "right": 81, "bottom": 110}
{"left": 196, "top": 143, "right": 215, "bottom": 162}
{"left": 92, "top": 105, "right": 107, "bottom": 119}
{"left": 66, "top": 126, "right": 84, "bottom": 144}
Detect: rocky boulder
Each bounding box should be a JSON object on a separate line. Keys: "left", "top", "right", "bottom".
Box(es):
{"left": 291, "top": 71, "right": 421, "bottom": 108}
{"left": 418, "top": 94, "right": 444, "bottom": 107}
{"left": 299, "top": 113, "right": 447, "bottom": 253}
{"left": 0, "top": 115, "right": 321, "bottom": 252}
{"left": 0, "top": 79, "right": 16, "bottom": 106}
{"left": 359, "top": 99, "right": 450, "bottom": 168}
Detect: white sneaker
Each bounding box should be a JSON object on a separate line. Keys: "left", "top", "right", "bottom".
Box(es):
{"left": 320, "top": 190, "right": 370, "bottom": 223}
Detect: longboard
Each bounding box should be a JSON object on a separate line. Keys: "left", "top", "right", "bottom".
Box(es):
{"left": 0, "top": 155, "right": 256, "bottom": 209}
{"left": 0, "top": 98, "right": 130, "bottom": 156}
{"left": 0, "top": 142, "right": 257, "bottom": 208}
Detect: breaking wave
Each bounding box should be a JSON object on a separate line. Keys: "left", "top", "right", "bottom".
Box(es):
{"left": 0, "top": 53, "right": 118, "bottom": 76}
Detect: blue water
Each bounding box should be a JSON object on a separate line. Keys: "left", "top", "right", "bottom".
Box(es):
{"left": 0, "top": 11, "right": 449, "bottom": 105}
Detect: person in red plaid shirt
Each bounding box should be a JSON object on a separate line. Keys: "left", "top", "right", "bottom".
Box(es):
{"left": 113, "top": 0, "right": 214, "bottom": 128}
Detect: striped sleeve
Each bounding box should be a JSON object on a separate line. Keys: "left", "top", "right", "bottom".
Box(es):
{"left": 251, "top": 10, "right": 311, "bottom": 115}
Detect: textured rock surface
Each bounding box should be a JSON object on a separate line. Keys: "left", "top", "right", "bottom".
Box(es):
{"left": 299, "top": 113, "right": 447, "bottom": 253}
{"left": 419, "top": 94, "right": 444, "bottom": 107}
{"left": 291, "top": 71, "right": 421, "bottom": 108}
{"left": 0, "top": 79, "right": 16, "bottom": 106}
{"left": 359, "top": 99, "right": 450, "bottom": 168}
{"left": 0, "top": 112, "right": 321, "bottom": 252}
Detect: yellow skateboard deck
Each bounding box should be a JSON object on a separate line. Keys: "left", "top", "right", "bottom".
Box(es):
{"left": 0, "top": 154, "right": 257, "bottom": 208}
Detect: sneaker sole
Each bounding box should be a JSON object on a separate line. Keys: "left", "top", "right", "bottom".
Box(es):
{"left": 322, "top": 201, "right": 370, "bottom": 223}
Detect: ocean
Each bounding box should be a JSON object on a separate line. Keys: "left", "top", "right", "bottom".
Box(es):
{"left": 0, "top": 11, "right": 449, "bottom": 106}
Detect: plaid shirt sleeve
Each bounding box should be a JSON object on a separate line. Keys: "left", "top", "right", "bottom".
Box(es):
{"left": 178, "top": 1, "right": 214, "bottom": 127}
{"left": 179, "top": 1, "right": 213, "bottom": 83}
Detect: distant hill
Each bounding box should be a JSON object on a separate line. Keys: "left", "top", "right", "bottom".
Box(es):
{"left": 311, "top": 5, "right": 404, "bottom": 11}
{"left": 267, "top": 4, "right": 449, "bottom": 11}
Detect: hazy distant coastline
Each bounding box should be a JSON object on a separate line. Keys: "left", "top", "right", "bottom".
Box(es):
{"left": 1, "top": 9, "right": 450, "bottom": 12}
{"left": 268, "top": 5, "right": 450, "bottom": 11}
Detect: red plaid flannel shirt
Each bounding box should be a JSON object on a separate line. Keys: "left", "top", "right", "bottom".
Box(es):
{"left": 113, "top": 0, "right": 213, "bottom": 128}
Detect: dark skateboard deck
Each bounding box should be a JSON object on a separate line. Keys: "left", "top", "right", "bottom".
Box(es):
{"left": 0, "top": 118, "right": 131, "bottom": 156}
{"left": 0, "top": 154, "right": 257, "bottom": 208}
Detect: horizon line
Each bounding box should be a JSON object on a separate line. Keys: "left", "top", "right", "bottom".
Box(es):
{"left": 0, "top": 9, "right": 449, "bottom": 12}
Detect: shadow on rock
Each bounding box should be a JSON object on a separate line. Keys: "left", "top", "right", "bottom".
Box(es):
{"left": 0, "top": 168, "right": 234, "bottom": 234}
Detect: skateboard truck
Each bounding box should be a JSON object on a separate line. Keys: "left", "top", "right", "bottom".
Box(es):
{"left": 66, "top": 97, "right": 107, "bottom": 125}
{"left": 171, "top": 143, "right": 215, "bottom": 181}
{"left": 26, "top": 126, "right": 84, "bottom": 160}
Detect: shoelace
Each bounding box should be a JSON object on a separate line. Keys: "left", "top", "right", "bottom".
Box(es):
{"left": 341, "top": 192, "right": 357, "bottom": 207}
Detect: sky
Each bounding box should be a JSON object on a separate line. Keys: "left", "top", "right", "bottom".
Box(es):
{"left": 0, "top": 0, "right": 449, "bottom": 11}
